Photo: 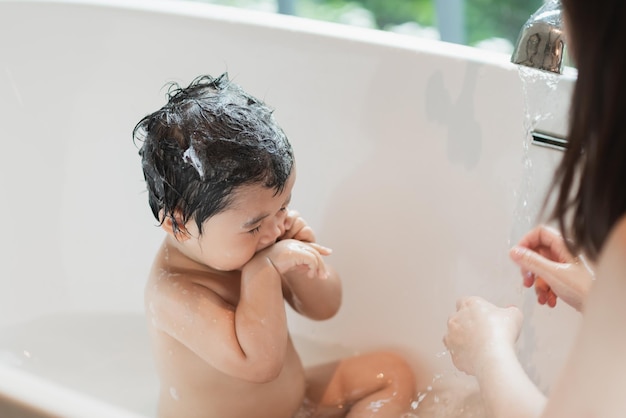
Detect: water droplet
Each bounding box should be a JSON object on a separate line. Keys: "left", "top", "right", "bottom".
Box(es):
{"left": 169, "top": 386, "right": 179, "bottom": 401}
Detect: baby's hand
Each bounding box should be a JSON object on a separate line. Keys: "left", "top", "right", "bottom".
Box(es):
{"left": 279, "top": 210, "right": 316, "bottom": 243}
{"left": 444, "top": 296, "right": 523, "bottom": 376}
{"left": 260, "top": 239, "right": 331, "bottom": 279}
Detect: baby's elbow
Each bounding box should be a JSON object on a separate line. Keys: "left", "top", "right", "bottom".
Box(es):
{"left": 244, "top": 358, "right": 284, "bottom": 383}
{"left": 308, "top": 305, "right": 340, "bottom": 321}
{"left": 308, "top": 291, "right": 342, "bottom": 321}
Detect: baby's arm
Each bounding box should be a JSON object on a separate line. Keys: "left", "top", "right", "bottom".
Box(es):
{"left": 215, "top": 239, "right": 338, "bottom": 378}
{"left": 149, "top": 252, "right": 289, "bottom": 383}
{"left": 275, "top": 210, "right": 342, "bottom": 320}
{"left": 280, "top": 254, "right": 342, "bottom": 321}
{"left": 150, "top": 234, "right": 338, "bottom": 383}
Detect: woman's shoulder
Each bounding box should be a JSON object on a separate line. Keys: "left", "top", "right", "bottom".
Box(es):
{"left": 603, "top": 215, "right": 626, "bottom": 258}
{"left": 540, "top": 215, "right": 626, "bottom": 418}
{"left": 591, "top": 215, "right": 626, "bottom": 298}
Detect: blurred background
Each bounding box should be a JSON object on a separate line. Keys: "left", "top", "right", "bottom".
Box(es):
{"left": 182, "top": 0, "right": 543, "bottom": 53}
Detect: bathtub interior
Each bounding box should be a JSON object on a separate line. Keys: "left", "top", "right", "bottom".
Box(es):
{"left": 0, "top": 0, "right": 580, "bottom": 416}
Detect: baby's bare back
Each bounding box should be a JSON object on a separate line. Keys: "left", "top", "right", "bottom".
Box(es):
{"left": 150, "top": 328, "right": 306, "bottom": 418}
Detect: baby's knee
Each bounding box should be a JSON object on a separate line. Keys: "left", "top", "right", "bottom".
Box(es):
{"left": 367, "top": 350, "right": 410, "bottom": 368}
{"left": 366, "top": 351, "right": 415, "bottom": 387}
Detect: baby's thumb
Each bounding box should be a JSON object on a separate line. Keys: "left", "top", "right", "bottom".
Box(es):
{"left": 509, "top": 246, "right": 560, "bottom": 285}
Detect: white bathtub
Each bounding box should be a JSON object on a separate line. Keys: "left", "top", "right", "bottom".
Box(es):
{"left": 0, "top": 0, "right": 580, "bottom": 416}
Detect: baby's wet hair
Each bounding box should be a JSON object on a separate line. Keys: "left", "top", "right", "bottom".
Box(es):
{"left": 133, "top": 73, "right": 294, "bottom": 235}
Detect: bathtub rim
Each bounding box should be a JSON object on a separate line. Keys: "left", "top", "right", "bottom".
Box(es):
{"left": 2, "top": 0, "right": 579, "bottom": 80}
{"left": 0, "top": 363, "right": 147, "bottom": 418}
{"left": 2, "top": 0, "right": 519, "bottom": 69}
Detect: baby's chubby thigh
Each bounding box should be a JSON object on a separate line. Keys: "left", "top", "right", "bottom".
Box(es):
{"left": 303, "top": 351, "right": 418, "bottom": 417}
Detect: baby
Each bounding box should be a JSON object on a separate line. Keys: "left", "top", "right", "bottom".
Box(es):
{"left": 134, "top": 73, "right": 417, "bottom": 418}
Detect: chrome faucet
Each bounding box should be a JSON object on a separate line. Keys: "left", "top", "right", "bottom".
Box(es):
{"left": 511, "top": 0, "right": 565, "bottom": 74}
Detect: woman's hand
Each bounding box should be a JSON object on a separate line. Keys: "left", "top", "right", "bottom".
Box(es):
{"left": 509, "top": 225, "right": 594, "bottom": 312}
{"left": 443, "top": 296, "right": 523, "bottom": 377}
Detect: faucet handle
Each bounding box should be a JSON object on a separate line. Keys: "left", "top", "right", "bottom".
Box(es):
{"left": 511, "top": 0, "right": 565, "bottom": 74}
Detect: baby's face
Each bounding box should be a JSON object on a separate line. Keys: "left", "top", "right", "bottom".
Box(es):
{"left": 180, "top": 171, "right": 296, "bottom": 272}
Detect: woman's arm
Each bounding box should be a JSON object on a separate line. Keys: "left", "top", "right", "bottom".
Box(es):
{"left": 541, "top": 217, "right": 626, "bottom": 418}
{"left": 445, "top": 217, "right": 626, "bottom": 418}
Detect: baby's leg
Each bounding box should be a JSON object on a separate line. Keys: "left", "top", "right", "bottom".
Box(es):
{"left": 305, "top": 351, "right": 417, "bottom": 418}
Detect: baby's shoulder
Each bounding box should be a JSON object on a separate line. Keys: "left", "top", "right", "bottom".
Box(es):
{"left": 149, "top": 265, "right": 242, "bottom": 308}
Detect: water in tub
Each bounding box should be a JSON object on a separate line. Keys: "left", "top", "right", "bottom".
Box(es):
{"left": 0, "top": 310, "right": 488, "bottom": 417}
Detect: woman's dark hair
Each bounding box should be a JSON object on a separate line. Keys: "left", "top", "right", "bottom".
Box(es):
{"left": 133, "top": 73, "right": 294, "bottom": 235}
{"left": 547, "top": 0, "right": 626, "bottom": 261}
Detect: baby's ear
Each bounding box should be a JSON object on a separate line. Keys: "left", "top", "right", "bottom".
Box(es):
{"left": 159, "top": 210, "right": 191, "bottom": 241}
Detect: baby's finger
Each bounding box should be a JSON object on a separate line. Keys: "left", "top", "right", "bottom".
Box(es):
{"left": 283, "top": 216, "right": 295, "bottom": 233}
{"left": 293, "top": 226, "right": 316, "bottom": 243}
{"left": 283, "top": 210, "right": 300, "bottom": 230}
{"left": 295, "top": 254, "right": 317, "bottom": 279}
{"left": 282, "top": 216, "right": 307, "bottom": 240}
{"left": 277, "top": 210, "right": 298, "bottom": 238}
{"left": 307, "top": 246, "right": 328, "bottom": 279}
{"left": 308, "top": 242, "right": 333, "bottom": 256}
{"left": 307, "top": 263, "right": 316, "bottom": 279}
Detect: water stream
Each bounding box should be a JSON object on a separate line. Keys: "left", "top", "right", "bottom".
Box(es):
{"left": 513, "top": 66, "right": 562, "bottom": 392}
